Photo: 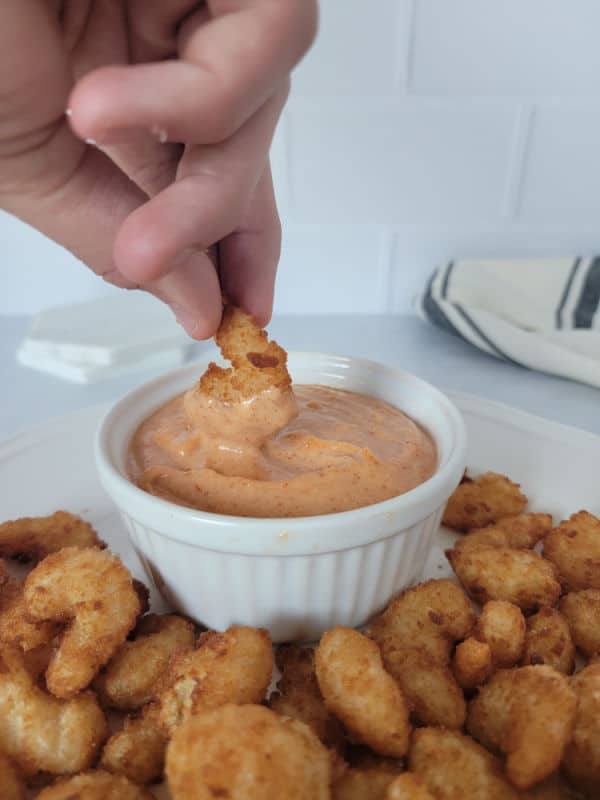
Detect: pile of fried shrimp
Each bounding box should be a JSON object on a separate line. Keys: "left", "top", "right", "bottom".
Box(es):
{"left": 1, "top": 480, "right": 599, "bottom": 798}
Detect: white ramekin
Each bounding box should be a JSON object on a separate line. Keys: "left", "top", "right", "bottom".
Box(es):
{"left": 95, "top": 353, "right": 466, "bottom": 642}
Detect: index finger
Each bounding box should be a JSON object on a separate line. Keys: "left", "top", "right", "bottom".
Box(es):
{"left": 69, "top": 0, "right": 318, "bottom": 145}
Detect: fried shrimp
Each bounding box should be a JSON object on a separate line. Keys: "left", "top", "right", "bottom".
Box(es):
{"left": 562, "top": 661, "right": 600, "bottom": 794}
{"left": 454, "top": 513, "right": 553, "bottom": 552}
{"left": 332, "top": 759, "right": 402, "bottom": 800}
{"left": 521, "top": 607, "right": 575, "bottom": 674}
{"left": 0, "top": 644, "right": 107, "bottom": 778}
{"left": 0, "top": 753, "right": 26, "bottom": 800}
{"left": 0, "top": 570, "right": 58, "bottom": 651}
{"left": 543, "top": 511, "right": 600, "bottom": 591}
{"left": 560, "top": 589, "right": 600, "bottom": 656}
{"left": 467, "top": 665, "right": 577, "bottom": 789}
{"left": 23, "top": 547, "right": 141, "bottom": 698}
{"left": 270, "top": 645, "right": 345, "bottom": 751}
{"left": 158, "top": 625, "right": 273, "bottom": 733}
{"left": 197, "top": 304, "right": 291, "bottom": 402}
{"left": 442, "top": 472, "right": 527, "bottom": 532}
{"left": 315, "top": 627, "right": 411, "bottom": 758}
{"left": 446, "top": 546, "right": 561, "bottom": 610}
{"left": 165, "top": 704, "right": 331, "bottom": 800}
{"left": 35, "top": 769, "right": 154, "bottom": 799}
{"left": 385, "top": 774, "right": 434, "bottom": 800}
{"left": 0, "top": 511, "right": 102, "bottom": 562}
{"left": 475, "top": 600, "right": 526, "bottom": 668}
{"left": 369, "top": 579, "right": 475, "bottom": 728}
{"left": 452, "top": 638, "right": 493, "bottom": 689}
{"left": 94, "top": 613, "right": 195, "bottom": 711}
{"left": 409, "top": 727, "right": 521, "bottom": 800}
{"left": 100, "top": 702, "right": 167, "bottom": 784}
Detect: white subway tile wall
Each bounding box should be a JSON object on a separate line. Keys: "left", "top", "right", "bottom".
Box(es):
{"left": 3, "top": 1, "right": 600, "bottom": 315}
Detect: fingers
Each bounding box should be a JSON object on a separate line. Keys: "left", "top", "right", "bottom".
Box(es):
{"left": 148, "top": 250, "right": 222, "bottom": 339}
{"left": 68, "top": 0, "right": 316, "bottom": 144}
{"left": 219, "top": 165, "right": 281, "bottom": 326}
{"left": 113, "top": 87, "right": 287, "bottom": 285}
{"left": 126, "top": 0, "right": 208, "bottom": 62}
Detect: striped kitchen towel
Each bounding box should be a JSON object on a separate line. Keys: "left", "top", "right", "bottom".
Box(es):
{"left": 416, "top": 257, "right": 600, "bottom": 389}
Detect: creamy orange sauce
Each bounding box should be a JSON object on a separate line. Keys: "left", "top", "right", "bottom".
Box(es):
{"left": 128, "top": 385, "right": 436, "bottom": 518}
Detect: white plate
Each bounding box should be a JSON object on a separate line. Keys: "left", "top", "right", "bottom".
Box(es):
{"left": 2, "top": 390, "right": 600, "bottom": 798}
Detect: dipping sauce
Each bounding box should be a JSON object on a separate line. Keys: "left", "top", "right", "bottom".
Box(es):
{"left": 128, "top": 385, "right": 436, "bottom": 518}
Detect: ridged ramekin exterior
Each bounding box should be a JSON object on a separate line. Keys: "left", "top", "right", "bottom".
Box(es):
{"left": 122, "top": 506, "right": 444, "bottom": 642}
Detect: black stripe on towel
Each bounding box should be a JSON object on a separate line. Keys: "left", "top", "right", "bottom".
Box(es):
{"left": 574, "top": 256, "right": 600, "bottom": 329}
{"left": 441, "top": 260, "right": 455, "bottom": 300}
{"left": 453, "top": 303, "right": 525, "bottom": 368}
{"left": 555, "top": 257, "right": 582, "bottom": 329}
{"left": 422, "top": 271, "right": 461, "bottom": 338}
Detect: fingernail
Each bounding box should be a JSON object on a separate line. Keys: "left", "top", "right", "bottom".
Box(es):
{"left": 65, "top": 108, "right": 73, "bottom": 117}
{"left": 85, "top": 138, "right": 98, "bottom": 147}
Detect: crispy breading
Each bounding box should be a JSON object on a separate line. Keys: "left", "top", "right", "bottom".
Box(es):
{"left": 332, "top": 762, "right": 402, "bottom": 800}
{"left": 315, "top": 627, "right": 411, "bottom": 758}
{"left": 23, "top": 546, "right": 141, "bottom": 698}
{"left": 0, "top": 644, "right": 107, "bottom": 778}
{"left": 158, "top": 625, "right": 273, "bottom": 734}
{"left": 94, "top": 613, "right": 195, "bottom": 711}
{"left": 409, "top": 727, "right": 521, "bottom": 800}
{"left": 0, "top": 753, "right": 26, "bottom": 800}
{"left": 452, "top": 637, "right": 493, "bottom": 689}
{"left": 543, "top": 511, "right": 600, "bottom": 591}
{"left": 524, "top": 774, "right": 582, "bottom": 799}
{"left": 0, "top": 571, "right": 59, "bottom": 651}
{"left": 467, "top": 665, "right": 577, "bottom": 789}
{"left": 455, "top": 513, "right": 553, "bottom": 552}
{"left": 100, "top": 702, "right": 167, "bottom": 784}
{"left": 0, "top": 511, "right": 102, "bottom": 562}
{"left": 385, "top": 773, "right": 434, "bottom": 800}
{"left": 270, "top": 645, "right": 345, "bottom": 751}
{"left": 442, "top": 472, "right": 527, "bottom": 532}
{"left": 368, "top": 579, "right": 475, "bottom": 728}
{"left": 475, "top": 600, "right": 526, "bottom": 668}
{"left": 521, "top": 607, "right": 575, "bottom": 674}
{"left": 446, "top": 546, "right": 561, "bottom": 610}
{"left": 562, "top": 661, "right": 600, "bottom": 794}
{"left": 560, "top": 589, "right": 600, "bottom": 657}
{"left": 35, "top": 769, "right": 154, "bottom": 799}
{"left": 165, "top": 704, "right": 331, "bottom": 800}
{"left": 197, "top": 305, "right": 291, "bottom": 402}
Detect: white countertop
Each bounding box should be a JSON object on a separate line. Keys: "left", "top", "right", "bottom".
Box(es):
{"left": 1, "top": 313, "right": 599, "bottom": 441}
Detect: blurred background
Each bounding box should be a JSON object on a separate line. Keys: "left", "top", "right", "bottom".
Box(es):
{"left": 3, "top": 0, "right": 600, "bottom": 316}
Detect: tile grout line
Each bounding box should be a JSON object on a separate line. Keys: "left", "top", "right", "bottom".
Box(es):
{"left": 502, "top": 103, "right": 535, "bottom": 222}
{"left": 396, "top": 0, "right": 418, "bottom": 93}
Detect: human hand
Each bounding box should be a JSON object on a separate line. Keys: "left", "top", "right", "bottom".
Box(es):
{"left": 0, "top": 1, "right": 317, "bottom": 337}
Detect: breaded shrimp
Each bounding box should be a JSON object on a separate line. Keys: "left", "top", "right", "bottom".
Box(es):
{"left": 368, "top": 579, "right": 475, "bottom": 728}
{"left": 24, "top": 546, "right": 141, "bottom": 698}
{"left": 94, "top": 613, "right": 195, "bottom": 711}
{"left": 197, "top": 304, "right": 291, "bottom": 402}
{"left": 467, "top": 665, "right": 577, "bottom": 789}
{"left": 270, "top": 645, "right": 345, "bottom": 751}
{"left": 0, "top": 644, "right": 107, "bottom": 778}
{"left": 165, "top": 704, "right": 331, "bottom": 800}
{"left": 158, "top": 625, "right": 273, "bottom": 733}
{"left": 35, "top": 769, "right": 154, "bottom": 799}
{"left": 0, "top": 511, "right": 102, "bottom": 562}
{"left": 442, "top": 472, "right": 527, "bottom": 532}
{"left": 100, "top": 702, "right": 167, "bottom": 784}
{"left": 315, "top": 627, "right": 411, "bottom": 758}
{"left": 543, "top": 511, "right": 600, "bottom": 591}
